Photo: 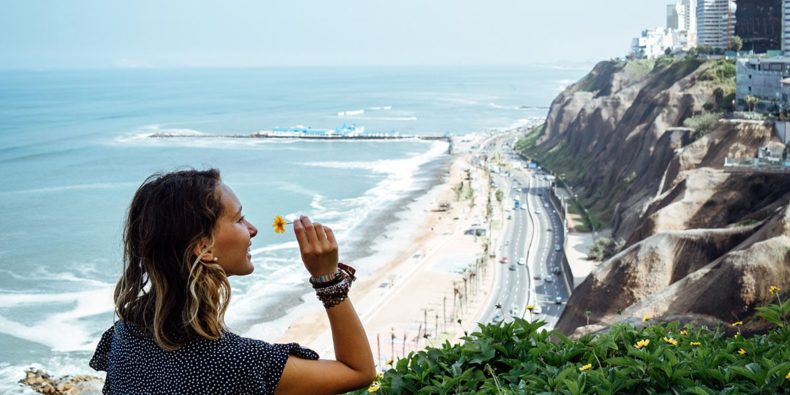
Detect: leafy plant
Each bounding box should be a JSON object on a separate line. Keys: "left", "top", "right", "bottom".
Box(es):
{"left": 352, "top": 290, "right": 790, "bottom": 394}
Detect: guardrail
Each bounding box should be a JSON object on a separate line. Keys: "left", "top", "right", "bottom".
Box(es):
{"left": 546, "top": 184, "right": 574, "bottom": 292}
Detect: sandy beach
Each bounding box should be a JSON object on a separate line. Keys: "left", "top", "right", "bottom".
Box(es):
{"left": 278, "top": 141, "right": 501, "bottom": 368}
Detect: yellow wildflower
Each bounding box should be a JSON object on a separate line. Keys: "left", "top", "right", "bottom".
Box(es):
{"left": 663, "top": 337, "right": 678, "bottom": 346}
{"left": 272, "top": 215, "right": 289, "bottom": 234}
{"left": 731, "top": 321, "right": 743, "bottom": 327}
{"left": 634, "top": 339, "right": 650, "bottom": 349}
{"left": 527, "top": 304, "right": 535, "bottom": 311}
{"left": 770, "top": 285, "right": 781, "bottom": 295}
{"left": 386, "top": 359, "right": 394, "bottom": 366}
{"left": 367, "top": 382, "right": 380, "bottom": 393}
{"left": 642, "top": 314, "right": 651, "bottom": 322}
{"left": 376, "top": 372, "right": 384, "bottom": 380}
{"left": 786, "top": 371, "right": 790, "bottom": 381}
{"left": 690, "top": 341, "right": 701, "bottom": 346}
{"left": 579, "top": 363, "right": 592, "bottom": 372}
{"left": 679, "top": 330, "right": 688, "bottom": 336}
{"left": 737, "top": 348, "right": 747, "bottom": 356}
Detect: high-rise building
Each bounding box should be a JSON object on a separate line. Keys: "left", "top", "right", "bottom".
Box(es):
{"left": 668, "top": 4, "right": 680, "bottom": 29}
{"left": 735, "top": 0, "right": 781, "bottom": 53}
{"left": 784, "top": 0, "right": 790, "bottom": 52}
{"left": 697, "top": 0, "right": 737, "bottom": 49}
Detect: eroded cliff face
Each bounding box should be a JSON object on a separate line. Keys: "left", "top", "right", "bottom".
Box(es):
{"left": 523, "top": 59, "right": 790, "bottom": 335}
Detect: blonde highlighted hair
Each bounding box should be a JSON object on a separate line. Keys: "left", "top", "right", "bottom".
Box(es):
{"left": 114, "top": 169, "right": 231, "bottom": 350}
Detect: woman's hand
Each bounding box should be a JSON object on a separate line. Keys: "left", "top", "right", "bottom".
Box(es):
{"left": 293, "top": 215, "right": 338, "bottom": 277}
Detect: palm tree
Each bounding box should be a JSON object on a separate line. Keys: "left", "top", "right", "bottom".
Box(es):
{"left": 745, "top": 95, "right": 759, "bottom": 112}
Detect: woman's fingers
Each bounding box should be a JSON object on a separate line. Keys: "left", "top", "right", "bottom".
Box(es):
{"left": 293, "top": 216, "right": 308, "bottom": 249}
{"left": 324, "top": 226, "right": 336, "bottom": 247}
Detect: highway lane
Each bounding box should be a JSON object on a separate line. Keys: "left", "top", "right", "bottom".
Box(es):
{"left": 476, "top": 142, "right": 570, "bottom": 328}
{"left": 472, "top": 132, "right": 571, "bottom": 329}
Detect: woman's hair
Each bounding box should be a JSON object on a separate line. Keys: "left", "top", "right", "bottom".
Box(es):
{"left": 114, "top": 168, "right": 232, "bottom": 350}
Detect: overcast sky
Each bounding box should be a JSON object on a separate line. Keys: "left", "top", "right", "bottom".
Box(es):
{"left": 0, "top": 0, "right": 674, "bottom": 69}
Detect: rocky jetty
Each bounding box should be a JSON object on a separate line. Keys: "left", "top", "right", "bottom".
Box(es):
{"left": 518, "top": 57, "right": 790, "bottom": 335}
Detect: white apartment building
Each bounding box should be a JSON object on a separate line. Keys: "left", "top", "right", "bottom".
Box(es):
{"left": 631, "top": 28, "right": 684, "bottom": 58}
{"left": 667, "top": 0, "right": 697, "bottom": 49}
{"left": 697, "top": 0, "right": 736, "bottom": 49}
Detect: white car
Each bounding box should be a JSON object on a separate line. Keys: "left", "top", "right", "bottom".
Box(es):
{"left": 555, "top": 296, "right": 563, "bottom": 304}
{"left": 517, "top": 257, "right": 526, "bottom": 265}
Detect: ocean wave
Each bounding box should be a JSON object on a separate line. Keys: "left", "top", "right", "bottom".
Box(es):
{"left": 0, "top": 182, "right": 137, "bottom": 196}
{"left": 349, "top": 116, "right": 417, "bottom": 121}
{"left": 337, "top": 109, "right": 364, "bottom": 117}
{"left": 0, "top": 286, "right": 114, "bottom": 352}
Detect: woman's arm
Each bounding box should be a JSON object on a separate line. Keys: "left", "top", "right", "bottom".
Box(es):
{"left": 275, "top": 216, "right": 375, "bottom": 395}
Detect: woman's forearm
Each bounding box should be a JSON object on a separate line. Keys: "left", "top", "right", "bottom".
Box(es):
{"left": 325, "top": 298, "right": 376, "bottom": 383}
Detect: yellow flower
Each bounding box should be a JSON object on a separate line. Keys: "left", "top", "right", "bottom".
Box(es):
{"left": 690, "top": 341, "right": 701, "bottom": 346}
{"left": 642, "top": 314, "right": 651, "bottom": 322}
{"left": 376, "top": 372, "right": 384, "bottom": 381}
{"left": 679, "top": 330, "right": 688, "bottom": 336}
{"left": 272, "top": 215, "right": 289, "bottom": 234}
{"left": 368, "top": 382, "right": 381, "bottom": 392}
{"left": 731, "top": 321, "right": 743, "bottom": 327}
{"left": 737, "top": 348, "right": 747, "bottom": 356}
{"left": 634, "top": 339, "right": 650, "bottom": 349}
{"left": 663, "top": 337, "right": 678, "bottom": 346}
{"left": 786, "top": 371, "right": 790, "bottom": 381}
{"left": 527, "top": 304, "right": 535, "bottom": 311}
{"left": 386, "top": 359, "right": 394, "bottom": 366}
{"left": 770, "top": 285, "right": 781, "bottom": 295}
{"left": 579, "top": 363, "right": 592, "bottom": 372}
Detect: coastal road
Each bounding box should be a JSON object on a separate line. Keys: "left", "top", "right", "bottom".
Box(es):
{"left": 478, "top": 145, "right": 570, "bottom": 329}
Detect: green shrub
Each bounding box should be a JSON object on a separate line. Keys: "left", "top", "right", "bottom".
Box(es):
{"left": 353, "top": 290, "right": 790, "bottom": 394}
{"left": 683, "top": 112, "right": 722, "bottom": 139}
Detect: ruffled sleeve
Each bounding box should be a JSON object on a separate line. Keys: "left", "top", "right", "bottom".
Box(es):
{"left": 89, "top": 325, "right": 115, "bottom": 372}
{"left": 248, "top": 340, "right": 319, "bottom": 395}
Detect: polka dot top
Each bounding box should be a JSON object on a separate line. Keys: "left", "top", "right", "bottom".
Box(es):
{"left": 90, "top": 321, "right": 319, "bottom": 394}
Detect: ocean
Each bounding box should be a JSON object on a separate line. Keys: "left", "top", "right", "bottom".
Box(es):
{"left": 0, "top": 65, "right": 585, "bottom": 390}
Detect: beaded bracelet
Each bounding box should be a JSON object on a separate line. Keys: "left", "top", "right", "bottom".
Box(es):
{"left": 314, "top": 263, "right": 356, "bottom": 309}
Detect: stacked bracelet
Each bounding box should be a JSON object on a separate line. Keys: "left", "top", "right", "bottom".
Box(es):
{"left": 312, "top": 263, "right": 356, "bottom": 309}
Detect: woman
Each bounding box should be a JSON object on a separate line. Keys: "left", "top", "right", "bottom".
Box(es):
{"left": 90, "top": 169, "right": 376, "bottom": 394}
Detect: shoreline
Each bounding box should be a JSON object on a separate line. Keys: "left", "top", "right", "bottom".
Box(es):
{"left": 276, "top": 141, "right": 497, "bottom": 366}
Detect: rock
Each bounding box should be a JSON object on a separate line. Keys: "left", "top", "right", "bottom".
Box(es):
{"left": 19, "top": 368, "right": 103, "bottom": 395}
{"left": 524, "top": 58, "right": 790, "bottom": 336}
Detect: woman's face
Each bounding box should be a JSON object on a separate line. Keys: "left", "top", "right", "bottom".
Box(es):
{"left": 211, "top": 183, "right": 258, "bottom": 276}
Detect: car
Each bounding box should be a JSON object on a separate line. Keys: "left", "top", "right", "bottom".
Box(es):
{"left": 555, "top": 296, "right": 563, "bottom": 304}
{"left": 533, "top": 274, "right": 542, "bottom": 280}
{"left": 535, "top": 210, "right": 541, "bottom": 214}
{"left": 507, "top": 215, "right": 512, "bottom": 220}
{"left": 517, "top": 257, "right": 526, "bottom": 265}
{"left": 531, "top": 306, "right": 543, "bottom": 314}
{"left": 508, "top": 265, "right": 516, "bottom": 271}
{"left": 546, "top": 228, "right": 553, "bottom": 232}
{"left": 552, "top": 266, "right": 562, "bottom": 275}
{"left": 510, "top": 306, "right": 519, "bottom": 316}
{"left": 554, "top": 244, "right": 561, "bottom": 251}
{"left": 543, "top": 203, "right": 548, "bottom": 208}
{"left": 544, "top": 276, "right": 554, "bottom": 283}
{"left": 499, "top": 256, "right": 509, "bottom": 264}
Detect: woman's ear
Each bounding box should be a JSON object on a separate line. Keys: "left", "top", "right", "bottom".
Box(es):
{"left": 192, "top": 237, "right": 215, "bottom": 263}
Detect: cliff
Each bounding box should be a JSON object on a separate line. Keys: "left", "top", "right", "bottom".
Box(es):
{"left": 517, "top": 57, "right": 790, "bottom": 335}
